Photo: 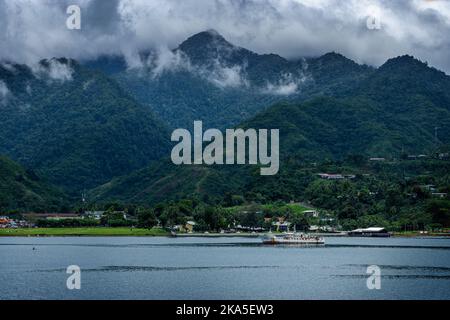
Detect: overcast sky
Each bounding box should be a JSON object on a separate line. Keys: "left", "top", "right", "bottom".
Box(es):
{"left": 1, "top": 0, "right": 449, "bottom": 73}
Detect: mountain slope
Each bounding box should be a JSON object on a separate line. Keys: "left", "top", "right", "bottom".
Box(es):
{"left": 89, "top": 54, "right": 450, "bottom": 204}
{"left": 0, "top": 59, "right": 170, "bottom": 193}
{"left": 88, "top": 160, "right": 243, "bottom": 204}
{"left": 0, "top": 156, "right": 68, "bottom": 212}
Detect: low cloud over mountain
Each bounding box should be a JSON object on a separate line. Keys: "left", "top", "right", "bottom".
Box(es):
{"left": 1, "top": 0, "right": 450, "bottom": 73}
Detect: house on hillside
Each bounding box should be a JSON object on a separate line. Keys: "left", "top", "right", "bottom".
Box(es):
{"left": 432, "top": 193, "right": 448, "bottom": 199}
{"left": 318, "top": 173, "right": 355, "bottom": 180}
{"left": 318, "top": 173, "right": 344, "bottom": 180}
{"left": 420, "top": 185, "right": 436, "bottom": 192}
{"left": 303, "top": 210, "right": 319, "bottom": 218}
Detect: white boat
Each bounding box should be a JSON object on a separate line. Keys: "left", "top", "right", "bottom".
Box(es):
{"left": 262, "top": 232, "right": 325, "bottom": 245}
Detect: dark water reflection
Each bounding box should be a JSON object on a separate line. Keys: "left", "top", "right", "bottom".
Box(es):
{"left": 1, "top": 236, "right": 449, "bottom": 300}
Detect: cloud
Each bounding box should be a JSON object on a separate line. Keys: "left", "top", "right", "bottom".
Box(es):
{"left": 0, "top": 62, "right": 16, "bottom": 73}
{"left": 32, "top": 59, "right": 74, "bottom": 82}
{"left": 0, "top": 80, "right": 11, "bottom": 103}
{"left": 199, "top": 60, "right": 249, "bottom": 88}
{"left": 263, "top": 72, "right": 308, "bottom": 95}
{"left": 1, "top": 0, "right": 450, "bottom": 73}
{"left": 141, "top": 46, "right": 248, "bottom": 88}
{"left": 145, "top": 46, "right": 192, "bottom": 77}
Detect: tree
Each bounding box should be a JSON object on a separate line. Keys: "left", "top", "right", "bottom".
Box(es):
{"left": 137, "top": 209, "right": 158, "bottom": 229}
{"left": 291, "top": 214, "right": 310, "bottom": 231}
{"left": 425, "top": 199, "right": 450, "bottom": 227}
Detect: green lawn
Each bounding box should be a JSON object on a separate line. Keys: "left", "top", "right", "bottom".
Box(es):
{"left": 0, "top": 227, "right": 169, "bottom": 237}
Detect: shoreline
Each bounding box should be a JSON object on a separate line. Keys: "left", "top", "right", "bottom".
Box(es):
{"left": 0, "top": 227, "right": 448, "bottom": 238}
{"left": 0, "top": 227, "right": 169, "bottom": 237}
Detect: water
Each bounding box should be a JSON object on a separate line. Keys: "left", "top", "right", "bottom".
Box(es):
{"left": 1, "top": 236, "right": 449, "bottom": 300}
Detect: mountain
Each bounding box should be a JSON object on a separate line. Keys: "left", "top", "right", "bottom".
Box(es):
{"left": 89, "top": 54, "right": 450, "bottom": 205}
{"left": 0, "top": 58, "right": 170, "bottom": 194}
{"left": 83, "top": 55, "right": 128, "bottom": 75}
{"left": 88, "top": 160, "right": 244, "bottom": 204}
{"left": 177, "top": 29, "right": 256, "bottom": 67}
{"left": 304, "top": 52, "right": 375, "bottom": 97}
{"left": 353, "top": 55, "right": 450, "bottom": 146}
{"left": 357, "top": 55, "right": 450, "bottom": 111}
{"left": 0, "top": 156, "right": 68, "bottom": 212}
{"left": 83, "top": 30, "right": 373, "bottom": 130}
{"left": 2, "top": 31, "right": 449, "bottom": 209}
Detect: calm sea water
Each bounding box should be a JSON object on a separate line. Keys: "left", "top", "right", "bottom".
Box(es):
{"left": 0, "top": 236, "right": 449, "bottom": 300}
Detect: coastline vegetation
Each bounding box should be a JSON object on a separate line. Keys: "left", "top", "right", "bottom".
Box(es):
{"left": 0, "top": 227, "right": 168, "bottom": 237}
{"left": 0, "top": 227, "right": 448, "bottom": 237}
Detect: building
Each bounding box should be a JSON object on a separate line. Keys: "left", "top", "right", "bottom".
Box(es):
{"left": 320, "top": 216, "right": 335, "bottom": 223}
{"left": 303, "top": 210, "right": 319, "bottom": 218}
{"left": 172, "top": 221, "right": 197, "bottom": 233}
{"left": 432, "top": 193, "right": 448, "bottom": 199}
{"left": 318, "top": 173, "right": 344, "bottom": 180}
{"left": 185, "top": 221, "right": 196, "bottom": 233}
{"left": 348, "top": 227, "right": 390, "bottom": 237}
{"left": 407, "top": 154, "right": 427, "bottom": 160}
{"left": 318, "top": 173, "right": 355, "bottom": 180}
{"left": 0, "top": 216, "right": 33, "bottom": 228}
{"left": 0, "top": 217, "right": 11, "bottom": 228}
{"left": 84, "top": 211, "right": 105, "bottom": 220}
{"left": 272, "top": 221, "right": 291, "bottom": 232}
{"left": 369, "top": 158, "right": 386, "bottom": 162}
{"left": 263, "top": 217, "right": 272, "bottom": 223}
{"left": 310, "top": 225, "right": 337, "bottom": 233}
{"left": 420, "top": 184, "right": 436, "bottom": 192}
{"left": 438, "top": 153, "right": 449, "bottom": 160}
{"left": 22, "top": 213, "right": 81, "bottom": 221}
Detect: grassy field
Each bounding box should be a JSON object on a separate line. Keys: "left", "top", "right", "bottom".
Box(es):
{"left": 0, "top": 227, "right": 169, "bottom": 237}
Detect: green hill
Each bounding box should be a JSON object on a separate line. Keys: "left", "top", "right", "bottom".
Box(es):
{"left": 0, "top": 156, "right": 67, "bottom": 212}
{"left": 88, "top": 160, "right": 243, "bottom": 204}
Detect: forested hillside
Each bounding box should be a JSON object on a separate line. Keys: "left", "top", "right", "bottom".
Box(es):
{"left": 0, "top": 59, "right": 170, "bottom": 193}
{"left": 0, "top": 156, "right": 67, "bottom": 212}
